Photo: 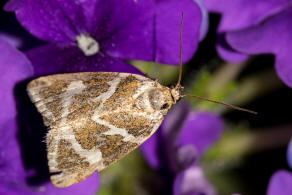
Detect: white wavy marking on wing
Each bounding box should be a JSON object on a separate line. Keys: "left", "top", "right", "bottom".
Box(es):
{"left": 49, "top": 80, "right": 104, "bottom": 170}
{"left": 91, "top": 116, "right": 137, "bottom": 143}
{"left": 91, "top": 75, "right": 124, "bottom": 106}
{"left": 61, "top": 80, "right": 86, "bottom": 120}
{"left": 90, "top": 75, "right": 137, "bottom": 141}
{"left": 91, "top": 76, "right": 163, "bottom": 144}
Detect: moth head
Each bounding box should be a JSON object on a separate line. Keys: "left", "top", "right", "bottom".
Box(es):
{"left": 171, "top": 84, "right": 184, "bottom": 103}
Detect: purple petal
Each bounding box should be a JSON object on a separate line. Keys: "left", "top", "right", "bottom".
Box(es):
{"left": 160, "top": 102, "right": 193, "bottom": 172}
{"left": 6, "top": 0, "right": 88, "bottom": 43}
{"left": 216, "top": 34, "right": 249, "bottom": 63}
{"left": 204, "top": 0, "right": 291, "bottom": 32}
{"left": 0, "top": 183, "right": 34, "bottom": 195}
{"left": 175, "top": 144, "right": 198, "bottom": 170}
{"left": 1, "top": 175, "right": 99, "bottom": 195}
{"left": 161, "top": 102, "right": 192, "bottom": 138}
{"left": 0, "top": 9, "right": 43, "bottom": 50}
{"left": 226, "top": 7, "right": 292, "bottom": 87}
{"left": 0, "top": 118, "right": 26, "bottom": 183}
{"left": 175, "top": 111, "right": 224, "bottom": 156}
{"left": 87, "top": 0, "right": 154, "bottom": 49}
{"left": 267, "top": 170, "right": 292, "bottom": 195}
{"left": 26, "top": 44, "right": 141, "bottom": 76}
{"left": 0, "top": 40, "right": 32, "bottom": 125}
{"left": 104, "top": 0, "right": 202, "bottom": 65}
{"left": 37, "top": 172, "right": 99, "bottom": 195}
{"left": 275, "top": 51, "right": 292, "bottom": 88}
{"left": 194, "top": 0, "right": 209, "bottom": 41}
{"left": 139, "top": 130, "right": 161, "bottom": 169}
{"left": 154, "top": 0, "right": 202, "bottom": 64}
{"left": 141, "top": 102, "right": 191, "bottom": 169}
{"left": 100, "top": 4, "right": 154, "bottom": 63}
{"left": 287, "top": 138, "right": 292, "bottom": 169}
{"left": 173, "top": 166, "right": 216, "bottom": 195}
{"left": 0, "top": 172, "right": 99, "bottom": 195}
{"left": 0, "top": 33, "right": 22, "bottom": 49}
{"left": 204, "top": 0, "right": 291, "bottom": 62}
{"left": 83, "top": 0, "right": 154, "bottom": 41}
{"left": 3, "top": 0, "right": 22, "bottom": 11}
{"left": 217, "top": 43, "right": 249, "bottom": 63}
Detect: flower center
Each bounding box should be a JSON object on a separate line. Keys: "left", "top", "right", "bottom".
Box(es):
{"left": 76, "top": 34, "right": 99, "bottom": 56}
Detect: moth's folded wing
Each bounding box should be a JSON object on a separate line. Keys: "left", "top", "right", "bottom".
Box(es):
{"left": 95, "top": 110, "right": 163, "bottom": 170}
{"left": 46, "top": 109, "right": 163, "bottom": 188}
{"left": 26, "top": 72, "right": 119, "bottom": 126}
{"left": 46, "top": 128, "right": 103, "bottom": 188}
{"left": 26, "top": 72, "right": 160, "bottom": 187}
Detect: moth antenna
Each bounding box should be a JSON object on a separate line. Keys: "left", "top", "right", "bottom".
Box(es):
{"left": 176, "top": 12, "right": 184, "bottom": 88}
{"left": 175, "top": 13, "right": 256, "bottom": 115}
{"left": 182, "top": 94, "right": 257, "bottom": 115}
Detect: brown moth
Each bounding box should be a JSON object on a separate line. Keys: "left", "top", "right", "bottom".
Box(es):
{"left": 27, "top": 14, "right": 255, "bottom": 188}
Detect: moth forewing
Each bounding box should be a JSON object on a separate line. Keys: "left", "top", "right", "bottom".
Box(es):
{"left": 27, "top": 72, "right": 178, "bottom": 187}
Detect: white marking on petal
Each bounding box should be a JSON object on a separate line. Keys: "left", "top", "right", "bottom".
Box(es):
{"left": 76, "top": 34, "right": 99, "bottom": 56}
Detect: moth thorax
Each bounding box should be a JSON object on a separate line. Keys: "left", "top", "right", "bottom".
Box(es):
{"left": 76, "top": 34, "right": 100, "bottom": 56}
{"left": 147, "top": 88, "right": 173, "bottom": 112}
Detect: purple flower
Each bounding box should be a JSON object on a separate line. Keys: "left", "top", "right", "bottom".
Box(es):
{"left": 0, "top": 39, "right": 99, "bottom": 194}
{"left": 5, "top": 0, "right": 203, "bottom": 76}
{"left": 202, "top": 1, "right": 292, "bottom": 88}
{"left": 267, "top": 170, "right": 292, "bottom": 195}
{"left": 0, "top": 7, "right": 42, "bottom": 50}
{"left": 141, "top": 102, "right": 224, "bottom": 194}
{"left": 203, "top": 0, "right": 291, "bottom": 63}
{"left": 173, "top": 166, "right": 216, "bottom": 195}
{"left": 266, "top": 137, "right": 292, "bottom": 195}
{"left": 225, "top": 6, "right": 292, "bottom": 88}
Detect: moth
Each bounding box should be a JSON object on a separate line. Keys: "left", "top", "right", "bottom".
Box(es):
{"left": 27, "top": 14, "right": 255, "bottom": 188}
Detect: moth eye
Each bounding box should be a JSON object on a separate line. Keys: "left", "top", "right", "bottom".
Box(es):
{"left": 160, "top": 103, "right": 169, "bottom": 110}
